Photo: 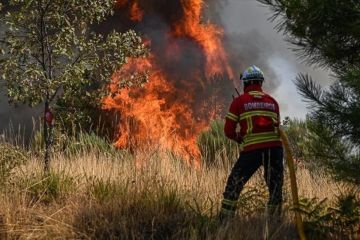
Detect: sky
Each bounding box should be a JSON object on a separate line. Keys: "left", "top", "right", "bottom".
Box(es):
{"left": 221, "top": 0, "right": 332, "bottom": 119}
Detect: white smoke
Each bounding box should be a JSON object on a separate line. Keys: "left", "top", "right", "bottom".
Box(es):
{"left": 220, "top": 0, "right": 332, "bottom": 119}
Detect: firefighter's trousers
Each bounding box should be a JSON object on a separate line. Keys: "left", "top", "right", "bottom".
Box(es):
{"left": 220, "top": 147, "right": 284, "bottom": 218}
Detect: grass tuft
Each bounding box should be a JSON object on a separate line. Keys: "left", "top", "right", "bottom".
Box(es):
{"left": 198, "top": 120, "right": 240, "bottom": 168}
{"left": 0, "top": 142, "right": 28, "bottom": 183}
{"left": 22, "top": 171, "right": 76, "bottom": 205}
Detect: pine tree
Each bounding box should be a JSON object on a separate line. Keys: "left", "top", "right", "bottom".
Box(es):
{"left": 259, "top": 0, "right": 360, "bottom": 183}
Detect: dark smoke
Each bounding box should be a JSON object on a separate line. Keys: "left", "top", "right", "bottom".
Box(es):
{"left": 0, "top": 0, "right": 300, "bottom": 136}
{"left": 98, "top": 0, "right": 280, "bottom": 92}
{"left": 96, "top": 1, "right": 211, "bottom": 85}
{"left": 96, "top": 0, "right": 237, "bottom": 119}
{"left": 97, "top": 0, "right": 280, "bottom": 107}
{"left": 0, "top": 91, "right": 41, "bottom": 141}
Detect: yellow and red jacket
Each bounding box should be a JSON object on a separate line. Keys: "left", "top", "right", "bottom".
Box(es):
{"left": 224, "top": 84, "right": 282, "bottom": 152}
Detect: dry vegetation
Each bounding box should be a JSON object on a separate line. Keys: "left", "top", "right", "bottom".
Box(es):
{"left": 0, "top": 144, "right": 357, "bottom": 240}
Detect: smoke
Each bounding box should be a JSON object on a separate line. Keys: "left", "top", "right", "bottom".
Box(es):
{"left": 218, "top": 0, "right": 332, "bottom": 118}
{"left": 0, "top": 90, "right": 41, "bottom": 140}
{"left": 220, "top": 0, "right": 332, "bottom": 85}
{"left": 0, "top": 0, "right": 331, "bottom": 135}
{"left": 224, "top": 31, "right": 279, "bottom": 90}
{"left": 97, "top": 0, "right": 281, "bottom": 112}
{"left": 203, "top": 0, "right": 280, "bottom": 91}
{"left": 98, "top": 0, "right": 236, "bottom": 122}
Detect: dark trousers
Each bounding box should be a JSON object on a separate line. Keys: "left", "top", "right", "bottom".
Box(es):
{"left": 221, "top": 147, "right": 284, "bottom": 217}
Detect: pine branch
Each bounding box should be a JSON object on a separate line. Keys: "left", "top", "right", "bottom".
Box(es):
{"left": 294, "top": 73, "right": 324, "bottom": 108}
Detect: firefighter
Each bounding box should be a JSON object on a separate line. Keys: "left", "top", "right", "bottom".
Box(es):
{"left": 219, "top": 65, "right": 284, "bottom": 222}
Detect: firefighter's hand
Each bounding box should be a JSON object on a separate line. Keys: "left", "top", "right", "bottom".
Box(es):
{"left": 235, "top": 132, "right": 243, "bottom": 144}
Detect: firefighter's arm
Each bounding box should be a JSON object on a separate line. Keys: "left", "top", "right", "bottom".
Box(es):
{"left": 225, "top": 121, "right": 243, "bottom": 143}
{"left": 224, "top": 100, "right": 242, "bottom": 143}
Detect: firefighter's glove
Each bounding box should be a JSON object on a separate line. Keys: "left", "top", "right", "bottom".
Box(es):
{"left": 235, "top": 132, "right": 243, "bottom": 144}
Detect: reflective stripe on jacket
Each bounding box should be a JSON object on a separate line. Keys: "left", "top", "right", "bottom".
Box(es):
{"left": 224, "top": 84, "right": 282, "bottom": 152}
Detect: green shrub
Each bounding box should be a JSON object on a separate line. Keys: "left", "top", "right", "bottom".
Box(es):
{"left": 197, "top": 120, "right": 240, "bottom": 167}
{"left": 297, "top": 192, "right": 360, "bottom": 239}
{"left": 24, "top": 172, "right": 76, "bottom": 204}
{"left": 87, "top": 177, "right": 128, "bottom": 203}
{"left": 30, "top": 129, "right": 43, "bottom": 154}
{"left": 31, "top": 128, "right": 119, "bottom": 157}
{"left": 63, "top": 131, "right": 116, "bottom": 156}
{"left": 0, "top": 142, "right": 28, "bottom": 183}
{"left": 237, "top": 185, "right": 268, "bottom": 215}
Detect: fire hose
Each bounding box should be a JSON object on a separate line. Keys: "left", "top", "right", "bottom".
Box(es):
{"left": 279, "top": 128, "right": 306, "bottom": 240}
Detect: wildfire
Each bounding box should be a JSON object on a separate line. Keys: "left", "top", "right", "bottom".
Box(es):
{"left": 103, "top": 0, "right": 234, "bottom": 166}
{"left": 173, "top": 0, "right": 233, "bottom": 78}
{"left": 116, "top": 0, "right": 144, "bottom": 22}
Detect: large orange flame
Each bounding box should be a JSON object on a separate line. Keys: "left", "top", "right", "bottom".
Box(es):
{"left": 103, "top": 0, "right": 234, "bottom": 166}
{"left": 173, "top": 0, "right": 233, "bottom": 79}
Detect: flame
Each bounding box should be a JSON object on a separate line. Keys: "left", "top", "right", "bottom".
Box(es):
{"left": 116, "top": 0, "right": 144, "bottom": 22}
{"left": 103, "top": 0, "right": 234, "bottom": 166}
{"left": 116, "top": 0, "right": 128, "bottom": 7}
{"left": 129, "top": 2, "right": 144, "bottom": 22}
{"left": 173, "top": 0, "right": 233, "bottom": 79}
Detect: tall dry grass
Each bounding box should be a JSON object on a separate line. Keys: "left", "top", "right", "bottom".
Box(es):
{"left": 0, "top": 145, "right": 355, "bottom": 240}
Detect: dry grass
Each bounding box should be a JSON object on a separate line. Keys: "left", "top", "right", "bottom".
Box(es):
{"left": 0, "top": 148, "right": 356, "bottom": 239}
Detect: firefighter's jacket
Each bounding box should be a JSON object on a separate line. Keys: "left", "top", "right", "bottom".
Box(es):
{"left": 225, "top": 84, "right": 282, "bottom": 152}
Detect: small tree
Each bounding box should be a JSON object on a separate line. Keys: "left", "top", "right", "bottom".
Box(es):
{"left": 0, "top": 0, "right": 147, "bottom": 172}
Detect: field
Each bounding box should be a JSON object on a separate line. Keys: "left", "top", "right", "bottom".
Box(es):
{"left": 1, "top": 0, "right": 360, "bottom": 239}
{"left": 1, "top": 139, "right": 357, "bottom": 240}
